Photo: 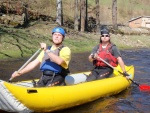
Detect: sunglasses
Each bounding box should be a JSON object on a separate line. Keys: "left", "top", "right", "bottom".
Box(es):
{"left": 101, "top": 35, "right": 109, "bottom": 37}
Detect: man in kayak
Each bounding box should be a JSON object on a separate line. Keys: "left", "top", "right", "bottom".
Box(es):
{"left": 87, "top": 28, "right": 127, "bottom": 81}
{"left": 11, "top": 27, "right": 71, "bottom": 87}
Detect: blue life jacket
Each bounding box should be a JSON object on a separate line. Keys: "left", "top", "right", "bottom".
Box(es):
{"left": 40, "top": 46, "right": 64, "bottom": 73}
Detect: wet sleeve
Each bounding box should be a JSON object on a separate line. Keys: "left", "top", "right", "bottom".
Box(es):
{"left": 112, "top": 46, "right": 122, "bottom": 58}
{"left": 91, "top": 45, "right": 99, "bottom": 54}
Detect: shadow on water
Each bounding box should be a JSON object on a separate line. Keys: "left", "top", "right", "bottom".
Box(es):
{"left": 0, "top": 49, "right": 150, "bottom": 113}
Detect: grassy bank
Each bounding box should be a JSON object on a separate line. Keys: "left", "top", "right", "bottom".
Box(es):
{"left": 0, "top": 23, "right": 150, "bottom": 60}
{"left": 1, "top": 0, "right": 150, "bottom": 61}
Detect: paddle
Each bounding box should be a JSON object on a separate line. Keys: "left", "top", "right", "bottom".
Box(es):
{"left": 8, "top": 48, "right": 42, "bottom": 82}
{"left": 98, "top": 57, "right": 150, "bottom": 91}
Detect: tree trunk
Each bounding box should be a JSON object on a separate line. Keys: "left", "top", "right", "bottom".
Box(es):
{"left": 80, "top": 0, "right": 86, "bottom": 32}
{"left": 74, "top": 0, "right": 79, "bottom": 31}
{"left": 85, "top": 0, "right": 88, "bottom": 31}
{"left": 23, "top": 3, "right": 29, "bottom": 27}
{"left": 95, "top": 0, "right": 100, "bottom": 33}
{"left": 56, "top": 0, "right": 63, "bottom": 26}
{"left": 112, "top": 0, "right": 118, "bottom": 30}
{"left": 6, "top": 0, "right": 9, "bottom": 14}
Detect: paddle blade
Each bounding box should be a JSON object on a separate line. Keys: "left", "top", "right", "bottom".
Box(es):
{"left": 139, "top": 84, "right": 150, "bottom": 91}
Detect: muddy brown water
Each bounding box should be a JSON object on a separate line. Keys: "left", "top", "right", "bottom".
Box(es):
{"left": 0, "top": 49, "right": 150, "bottom": 113}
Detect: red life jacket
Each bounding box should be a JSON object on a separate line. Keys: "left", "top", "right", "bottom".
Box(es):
{"left": 95, "top": 43, "right": 118, "bottom": 67}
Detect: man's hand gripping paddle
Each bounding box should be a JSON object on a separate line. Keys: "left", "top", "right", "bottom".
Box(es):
{"left": 8, "top": 48, "right": 42, "bottom": 82}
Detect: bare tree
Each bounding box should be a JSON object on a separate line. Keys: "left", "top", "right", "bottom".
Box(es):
{"left": 80, "top": 0, "right": 86, "bottom": 32}
{"left": 95, "top": 0, "right": 100, "bottom": 33}
{"left": 112, "top": 0, "right": 117, "bottom": 30}
{"left": 56, "top": 0, "right": 63, "bottom": 26}
{"left": 74, "top": 0, "right": 79, "bottom": 31}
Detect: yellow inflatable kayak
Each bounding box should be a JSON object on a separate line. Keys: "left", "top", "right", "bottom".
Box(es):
{"left": 0, "top": 65, "right": 134, "bottom": 113}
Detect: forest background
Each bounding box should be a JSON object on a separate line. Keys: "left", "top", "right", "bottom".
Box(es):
{"left": 0, "top": 0, "right": 150, "bottom": 60}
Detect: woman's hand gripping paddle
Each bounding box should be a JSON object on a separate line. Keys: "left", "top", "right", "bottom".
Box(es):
{"left": 98, "top": 57, "right": 150, "bottom": 92}
{"left": 8, "top": 48, "right": 42, "bottom": 82}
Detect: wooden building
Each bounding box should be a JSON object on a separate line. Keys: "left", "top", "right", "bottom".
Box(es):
{"left": 128, "top": 16, "right": 150, "bottom": 28}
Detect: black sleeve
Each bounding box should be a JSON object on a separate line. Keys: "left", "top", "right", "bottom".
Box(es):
{"left": 111, "top": 45, "right": 122, "bottom": 58}
{"left": 91, "top": 45, "right": 99, "bottom": 54}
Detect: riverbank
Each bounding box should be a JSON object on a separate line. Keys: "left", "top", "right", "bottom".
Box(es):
{"left": 0, "top": 22, "right": 150, "bottom": 60}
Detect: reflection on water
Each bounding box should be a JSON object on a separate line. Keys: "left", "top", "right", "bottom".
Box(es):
{"left": 0, "top": 49, "right": 150, "bottom": 113}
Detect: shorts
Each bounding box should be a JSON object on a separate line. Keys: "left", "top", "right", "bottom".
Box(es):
{"left": 37, "top": 73, "right": 64, "bottom": 87}
{"left": 86, "top": 66, "right": 113, "bottom": 82}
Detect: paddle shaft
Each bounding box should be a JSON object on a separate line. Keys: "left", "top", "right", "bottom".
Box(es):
{"left": 9, "top": 48, "right": 42, "bottom": 82}
{"left": 98, "top": 57, "right": 140, "bottom": 87}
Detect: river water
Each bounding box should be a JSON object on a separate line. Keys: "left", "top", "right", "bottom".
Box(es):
{"left": 0, "top": 49, "right": 150, "bottom": 113}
